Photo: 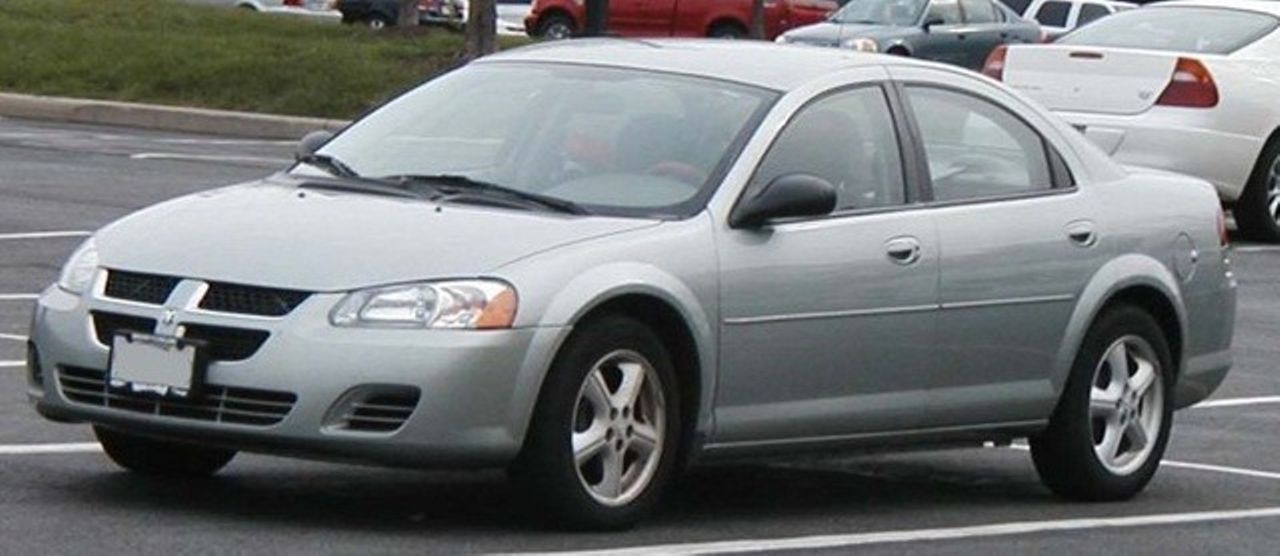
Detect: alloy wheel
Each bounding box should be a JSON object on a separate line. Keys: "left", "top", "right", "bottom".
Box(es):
{"left": 545, "top": 23, "right": 571, "bottom": 40}
{"left": 571, "top": 350, "right": 666, "bottom": 507}
{"left": 1089, "top": 335, "right": 1164, "bottom": 476}
{"left": 1268, "top": 154, "right": 1279, "bottom": 225}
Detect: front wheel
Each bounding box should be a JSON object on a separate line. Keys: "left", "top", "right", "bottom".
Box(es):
{"left": 1234, "top": 141, "right": 1280, "bottom": 243}
{"left": 708, "top": 22, "right": 747, "bottom": 39}
{"left": 95, "top": 426, "right": 236, "bottom": 477}
{"left": 511, "top": 315, "right": 681, "bottom": 530}
{"left": 1030, "top": 305, "right": 1173, "bottom": 501}
{"left": 537, "top": 14, "right": 574, "bottom": 40}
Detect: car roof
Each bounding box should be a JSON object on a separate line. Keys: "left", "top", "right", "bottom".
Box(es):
{"left": 479, "top": 38, "right": 886, "bottom": 91}
{"left": 1150, "top": 0, "right": 1280, "bottom": 16}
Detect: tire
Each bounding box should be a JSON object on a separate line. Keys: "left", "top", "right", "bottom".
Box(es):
{"left": 95, "top": 426, "right": 236, "bottom": 477}
{"left": 537, "top": 14, "right": 574, "bottom": 40}
{"left": 708, "top": 22, "right": 747, "bottom": 39}
{"left": 886, "top": 46, "right": 911, "bottom": 57}
{"left": 1234, "top": 139, "right": 1280, "bottom": 243}
{"left": 1029, "top": 305, "right": 1174, "bottom": 501}
{"left": 511, "top": 315, "right": 681, "bottom": 530}
{"left": 367, "top": 14, "right": 393, "bottom": 30}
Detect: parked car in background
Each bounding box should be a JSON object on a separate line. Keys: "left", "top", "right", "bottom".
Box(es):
{"left": 29, "top": 40, "right": 1235, "bottom": 530}
{"left": 436, "top": 0, "right": 536, "bottom": 36}
{"left": 776, "top": 0, "right": 1043, "bottom": 70}
{"left": 236, "top": 0, "right": 341, "bottom": 18}
{"left": 1017, "top": 0, "right": 1134, "bottom": 40}
{"left": 524, "top": 0, "right": 837, "bottom": 39}
{"left": 988, "top": 0, "right": 1280, "bottom": 241}
{"left": 333, "top": 0, "right": 438, "bottom": 28}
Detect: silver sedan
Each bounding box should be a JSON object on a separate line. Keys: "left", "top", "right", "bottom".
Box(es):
{"left": 27, "top": 40, "right": 1236, "bottom": 529}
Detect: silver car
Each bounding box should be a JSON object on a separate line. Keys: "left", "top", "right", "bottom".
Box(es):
{"left": 27, "top": 39, "right": 1236, "bottom": 529}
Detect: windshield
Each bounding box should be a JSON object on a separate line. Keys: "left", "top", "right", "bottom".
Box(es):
{"left": 295, "top": 63, "right": 777, "bottom": 218}
{"left": 831, "top": 0, "right": 927, "bottom": 26}
{"left": 1058, "top": 7, "right": 1279, "bottom": 54}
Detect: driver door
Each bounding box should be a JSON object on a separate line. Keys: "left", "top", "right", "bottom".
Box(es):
{"left": 913, "top": 0, "right": 968, "bottom": 66}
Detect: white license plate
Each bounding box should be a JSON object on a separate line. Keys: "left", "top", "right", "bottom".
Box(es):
{"left": 109, "top": 334, "right": 198, "bottom": 397}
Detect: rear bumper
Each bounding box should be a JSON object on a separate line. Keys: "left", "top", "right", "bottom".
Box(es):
{"left": 28, "top": 285, "right": 567, "bottom": 468}
{"left": 1057, "top": 109, "right": 1264, "bottom": 202}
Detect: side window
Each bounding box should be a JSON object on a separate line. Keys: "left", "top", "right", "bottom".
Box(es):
{"left": 961, "top": 0, "right": 999, "bottom": 23}
{"left": 1033, "top": 0, "right": 1071, "bottom": 26}
{"left": 905, "top": 86, "right": 1054, "bottom": 202}
{"left": 924, "top": 0, "right": 964, "bottom": 24}
{"left": 751, "top": 87, "right": 907, "bottom": 212}
{"left": 997, "top": 0, "right": 1032, "bottom": 16}
{"left": 1076, "top": 3, "right": 1111, "bottom": 26}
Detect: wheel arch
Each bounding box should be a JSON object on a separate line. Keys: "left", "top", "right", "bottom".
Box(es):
{"left": 705, "top": 16, "right": 749, "bottom": 37}
{"left": 1055, "top": 255, "right": 1187, "bottom": 396}
{"left": 536, "top": 7, "right": 579, "bottom": 35}
{"left": 884, "top": 42, "right": 912, "bottom": 56}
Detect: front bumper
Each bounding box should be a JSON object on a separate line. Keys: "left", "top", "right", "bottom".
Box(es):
{"left": 28, "top": 284, "right": 567, "bottom": 468}
{"left": 1058, "top": 109, "right": 1264, "bottom": 202}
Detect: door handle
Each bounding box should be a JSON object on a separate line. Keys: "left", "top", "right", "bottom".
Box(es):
{"left": 885, "top": 236, "right": 922, "bottom": 265}
{"left": 1065, "top": 220, "right": 1097, "bottom": 247}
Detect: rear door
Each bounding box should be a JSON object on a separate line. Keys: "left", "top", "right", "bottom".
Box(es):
{"left": 611, "top": 0, "right": 677, "bottom": 35}
{"left": 958, "top": 0, "right": 1006, "bottom": 69}
{"left": 889, "top": 66, "right": 1105, "bottom": 426}
{"left": 914, "top": 0, "right": 969, "bottom": 66}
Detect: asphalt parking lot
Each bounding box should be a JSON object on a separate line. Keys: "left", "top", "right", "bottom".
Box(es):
{"left": 2, "top": 116, "right": 1279, "bottom": 554}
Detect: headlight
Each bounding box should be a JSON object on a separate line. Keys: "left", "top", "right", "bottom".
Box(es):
{"left": 57, "top": 238, "right": 99, "bottom": 295}
{"left": 330, "top": 279, "right": 517, "bottom": 329}
{"left": 842, "top": 37, "right": 879, "bottom": 52}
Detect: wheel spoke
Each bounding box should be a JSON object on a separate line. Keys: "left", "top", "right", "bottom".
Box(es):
{"left": 1125, "top": 419, "right": 1150, "bottom": 452}
{"left": 1106, "top": 342, "right": 1130, "bottom": 389}
{"left": 584, "top": 370, "right": 611, "bottom": 412}
{"left": 1128, "top": 359, "right": 1157, "bottom": 396}
{"left": 1090, "top": 387, "right": 1119, "bottom": 418}
{"left": 573, "top": 424, "right": 609, "bottom": 466}
{"left": 630, "top": 423, "right": 660, "bottom": 458}
{"left": 598, "top": 447, "right": 623, "bottom": 499}
{"left": 1097, "top": 424, "right": 1123, "bottom": 463}
{"left": 612, "top": 362, "right": 646, "bottom": 409}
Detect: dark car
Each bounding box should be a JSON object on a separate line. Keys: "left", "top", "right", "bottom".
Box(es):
{"left": 335, "top": 0, "right": 437, "bottom": 28}
{"left": 777, "top": 0, "right": 1044, "bottom": 70}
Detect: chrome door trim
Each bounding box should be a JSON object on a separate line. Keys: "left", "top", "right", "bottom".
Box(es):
{"left": 702, "top": 419, "right": 1047, "bottom": 452}
{"left": 939, "top": 293, "right": 1075, "bottom": 311}
{"left": 722, "top": 303, "right": 938, "bottom": 326}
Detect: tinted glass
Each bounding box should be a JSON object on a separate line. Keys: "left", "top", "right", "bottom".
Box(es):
{"left": 998, "top": 0, "right": 1031, "bottom": 16}
{"left": 1076, "top": 3, "right": 1110, "bottom": 25}
{"left": 831, "top": 0, "right": 927, "bottom": 26}
{"left": 1034, "top": 1, "right": 1071, "bottom": 26}
{"left": 925, "top": 0, "right": 964, "bottom": 24}
{"left": 906, "top": 87, "right": 1053, "bottom": 202}
{"left": 303, "top": 63, "right": 775, "bottom": 217}
{"left": 961, "top": 0, "right": 999, "bottom": 23}
{"left": 752, "top": 88, "right": 906, "bottom": 212}
{"left": 1059, "top": 7, "right": 1279, "bottom": 53}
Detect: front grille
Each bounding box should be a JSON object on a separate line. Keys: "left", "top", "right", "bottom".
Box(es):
{"left": 199, "top": 282, "right": 310, "bottom": 317}
{"left": 57, "top": 366, "right": 296, "bottom": 426}
{"left": 103, "top": 270, "right": 180, "bottom": 305}
{"left": 181, "top": 324, "right": 269, "bottom": 362}
{"left": 339, "top": 389, "right": 420, "bottom": 433}
{"left": 91, "top": 312, "right": 157, "bottom": 345}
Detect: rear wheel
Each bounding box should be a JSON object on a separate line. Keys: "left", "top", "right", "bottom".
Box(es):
{"left": 511, "top": 315, "right": 680, "bottom": 530}
{"left": 95, "top": 426, "right": 236, "bottom": 477}
{"left": 537, "top": 14, "right": 574, "bottom": 40}
{"left": 1030, "top": 305, "right": 1173, "bottom": 501}
{"left": 1234, "top": 140, "right": 1280, "bottom": 243}
{"left": 886, "top": 46, "right": 910, "bottom": 57}
{"left": 708, "top": 22, "right": 747, "bottom": 39}
{"left": 366, "top": 14, "right": 393, "bottom": 29}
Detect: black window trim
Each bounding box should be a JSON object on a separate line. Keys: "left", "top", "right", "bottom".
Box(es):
{"left": 730, "top": 81, "right": 929, "bottom": 227}
{"left": 890, "top": 80, "right": 1079, "bottom": 210}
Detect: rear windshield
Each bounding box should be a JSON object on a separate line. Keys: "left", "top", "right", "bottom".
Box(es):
{"left": 1058, "top": 7, "right": 1279, "bottom": 54}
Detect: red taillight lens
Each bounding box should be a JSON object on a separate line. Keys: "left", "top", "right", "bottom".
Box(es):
{"left": 982, "top": 45, "right": 1008, "bottom": 81}
{"left": 1156, "top": 58, "right": 1219, "bottom": 108}
{"left": 283, "top": 0, "right": 302, "bottom": 5}
{"left": 1218, "top": 209, "right": 1230, "bottom": 247}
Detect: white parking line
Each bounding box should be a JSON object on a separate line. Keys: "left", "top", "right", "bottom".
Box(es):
{"left": 0, "top": 230, "right": 91, "bottom": 241}
{"left": 0, "top": 443, "right": 101, "bottom": 455}
{"left": 0, "top": 294, "right": 38, "bottom": 301}
{"left": 130, "top": 152, "right": 292, "bottom": 165}
{"left": 0, "top": 333, "right": 27, "bottom": 342}
{"left": 1195, "top": 396, "right": 1280, "bottom": 409}
{"left": 509, "top": 507, "right": 1280, "bottom": 555}
{"left": 1006, "top": 445, "right": 1280, "bottom": 483}
{"left": 1233, "top": 245, "right": 1280, "bottom": 253}
{"left": 0, "top": 360, "right": 23, "bottom": 368}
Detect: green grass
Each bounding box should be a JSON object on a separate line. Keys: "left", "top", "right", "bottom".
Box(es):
{"left": 0, "top": 0, "right": 528, "bottom": 119}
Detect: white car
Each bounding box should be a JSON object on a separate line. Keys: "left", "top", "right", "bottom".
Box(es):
{"left": 236, "top": 0, "right": 342, "bottom": 19}
{"left": 452, "top": 0, "right": 532, "bottom": 36}
{"left": 1012, "top": 0, "right": 1135, "bottom": 39}
{"left": 987, "top": 0, "right": 1280, "bottom": 241}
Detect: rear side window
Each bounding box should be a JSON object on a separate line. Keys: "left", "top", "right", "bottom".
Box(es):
{"left": 998, "top": 0, "right": 1032, "bottom": 16}
{"left": 1059, "top": 7, "right": 1280, "bottom": 54}
{"left": 905, "top": 87, "right": 1054, "bottom": 202}
{"left": 1076, "top": 3, "right": 1111, "bottom": 26}
{"left": 961, "top": 0, "right": 1000, "bottom": 23}
{"left": 1033, "top": 1, "right": 1071, "bottom": 26}
{"left": 925, "top": 0, "right": 964, "bottom": 24}
{"left": 751, "top": 87, "right": 907, "bottom": 212}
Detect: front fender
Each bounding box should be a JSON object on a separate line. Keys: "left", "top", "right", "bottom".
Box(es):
{"left": 1052, "top": 254, "right": 1187, "bottom": 395}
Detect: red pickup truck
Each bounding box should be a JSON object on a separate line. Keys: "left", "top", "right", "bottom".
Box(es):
{"left": 524, "top": 0, "right": 838, "bottom": 40}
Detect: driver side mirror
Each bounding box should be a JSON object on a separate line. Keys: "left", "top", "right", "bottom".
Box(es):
{"left": 922, "top": 17, "right": 945, "bottom": 32}
{"left": 296, "top": 130, "right": 335, "bottom": 161}
{"left": 729, "top": 173, "right": 837, "bottom": 229}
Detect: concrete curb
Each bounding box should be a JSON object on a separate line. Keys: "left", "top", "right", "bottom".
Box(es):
{"left": 0, "top": 92, "right": 350, "bottom": 139}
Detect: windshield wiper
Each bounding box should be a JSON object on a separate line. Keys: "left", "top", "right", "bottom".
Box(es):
{"left": 381, "top": 174, "right": 588, "bottom": 215}
{"left": 297, "top": 177, "right": 428, "bottom": 200}
{"left": 296, "top": 153, "right": 360, "bottom": 179}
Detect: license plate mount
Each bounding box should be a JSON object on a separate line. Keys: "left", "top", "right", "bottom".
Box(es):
{"left": 108, "top": 333, "right": 207, "bottom": 399}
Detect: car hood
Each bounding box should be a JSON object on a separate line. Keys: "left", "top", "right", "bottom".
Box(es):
{"left": 782, "top": 22, "right": 913, "bottom": 46}
{"left": 94, "top": 178, "right": 659, "bottom": 292}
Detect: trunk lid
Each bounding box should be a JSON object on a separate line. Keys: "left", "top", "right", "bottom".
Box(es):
{"left": 1003, "top": 45, "right": 1179, "bottom": 115}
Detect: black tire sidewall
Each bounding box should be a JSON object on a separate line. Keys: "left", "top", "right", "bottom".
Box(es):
{"left": 1031, "top": 305, "right": 1175, "bottom": 500}
{"left": 538, "top": 15, "right": 573, "bottom": 39}
{"left": 513, "top": 315, "right": 681, "bottom": 530}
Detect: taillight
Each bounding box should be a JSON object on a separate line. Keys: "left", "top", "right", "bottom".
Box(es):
{"left": 1156, "top": 58, "right": 1219, "bottom": 108}
{"left": 283, "top": 0, "right": 302, "bottom": 6}
{"left": 982, "top": 45, "right": 1007, "bottom": 81}
{"left": 1218, "top": 209, "right": 1230, "bottom": 248}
